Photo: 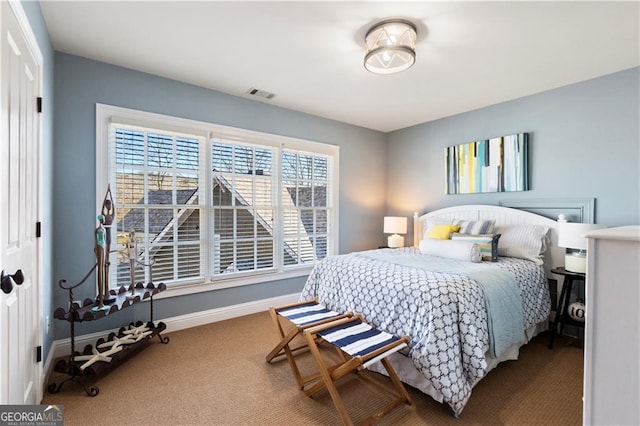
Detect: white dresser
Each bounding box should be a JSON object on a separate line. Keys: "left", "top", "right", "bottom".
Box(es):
{"left": 583, "top": 226, "right": 640, "bottom": 425}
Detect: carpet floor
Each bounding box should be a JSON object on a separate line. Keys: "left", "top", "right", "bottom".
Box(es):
{"left": 43, "top": 311, "right": 583, "bottom": 425}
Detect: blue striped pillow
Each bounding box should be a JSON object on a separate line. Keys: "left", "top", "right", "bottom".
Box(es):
{"left": 452, "top": 219, "right": 496, "bottom": 235}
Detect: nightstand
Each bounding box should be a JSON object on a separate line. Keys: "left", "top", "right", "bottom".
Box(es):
{"left": 548, "top": 267, "right": 586, "bottom": 348}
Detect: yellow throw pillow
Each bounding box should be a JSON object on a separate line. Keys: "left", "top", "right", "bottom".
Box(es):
{"left": 426, "top": 224, "right": 461, "bottom": 240}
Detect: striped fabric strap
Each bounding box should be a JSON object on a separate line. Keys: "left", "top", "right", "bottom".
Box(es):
{"left": 318, "top": 320, "right": 405, "bottom": 358}
{"left": 277, "top": 302, "right": 341, "bottom": 326}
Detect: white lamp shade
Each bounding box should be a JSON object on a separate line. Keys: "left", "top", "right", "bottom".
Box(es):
{"left": 384, "top": 216, "right": 407, "bottom": 248}
{"left": 384, "top": 216, "right": 407, "bottom": 235}
{"left": 558, "top": 223, "right": 606, "bottom": 250}
{"left": 559, "top": 222, "right": 606, "bottom": 273}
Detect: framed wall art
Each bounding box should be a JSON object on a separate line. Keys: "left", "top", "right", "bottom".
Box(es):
{"left": 445, "top": 132, "right": 529, "bottom": 194}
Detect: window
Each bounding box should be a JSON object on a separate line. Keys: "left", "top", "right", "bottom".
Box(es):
{"left": 281, "top": 151, "right": 330, "bottom": 265}
{"left": 96, "top": 105, "right": 338, "bottom": 294}
{"left": 113, "top": 127, "right": 203, "bottom": 286}
{"left": 210, "top": 139, "right": 276, "bottom": 275}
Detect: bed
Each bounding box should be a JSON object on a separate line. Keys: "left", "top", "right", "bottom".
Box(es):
{"left": 299, "top": 205, "right": 564, "bottom": 417}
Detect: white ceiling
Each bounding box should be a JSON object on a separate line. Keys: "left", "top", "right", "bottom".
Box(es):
{"left": 40, "top": 1, "right": 639, "bottom": 132}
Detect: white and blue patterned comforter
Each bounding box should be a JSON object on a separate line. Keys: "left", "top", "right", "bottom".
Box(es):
{"left": 299, "top": 247, "right": 550, "bottom": 416}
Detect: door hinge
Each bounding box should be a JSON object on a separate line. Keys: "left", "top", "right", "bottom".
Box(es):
{"left": 36, "top": 221, "right": 42, "bottom": 238}
{"left": 36, "top": 346, "right": 42, "bottom": 363}
{"left": 37, "top": 97, "right": 42, "bottom": 113}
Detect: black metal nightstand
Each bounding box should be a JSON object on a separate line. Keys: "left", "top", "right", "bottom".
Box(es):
{"left": 548, "top": 267, "right": 586, "bottom": 348}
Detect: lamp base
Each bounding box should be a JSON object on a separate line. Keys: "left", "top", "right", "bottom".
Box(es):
{"left": 388, "top": 234, "right": 404, "bottom": 248}
{"left": 564, "top": 252, "right": 586, "bottom": 274}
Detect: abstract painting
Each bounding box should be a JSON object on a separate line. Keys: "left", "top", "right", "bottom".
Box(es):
{"left": 445, "top": 133, "right": 529, "bottom": 194}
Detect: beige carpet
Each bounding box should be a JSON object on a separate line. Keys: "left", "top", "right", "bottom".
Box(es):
{"left": 43, "top": 311, "right": 583, "bottom": 425}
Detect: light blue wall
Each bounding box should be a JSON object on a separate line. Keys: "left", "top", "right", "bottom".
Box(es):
{"left": 21, "top": 0, "right": 55, "bottom": 362}
{"left": 385, "top": 67, "right": 640, "bottom": 243}
{"left": 40, "top": 25, "right": 640, "bottom": 342}
{"left": 52, "top": 53, "right": 387, "bottom": 338}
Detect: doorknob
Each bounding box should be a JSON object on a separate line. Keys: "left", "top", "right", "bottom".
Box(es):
{"left": 1, "top": 269, "right": 24, "bottom": 294}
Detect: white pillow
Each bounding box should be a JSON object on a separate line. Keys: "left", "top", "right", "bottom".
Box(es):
{"left": 494, "top": 224, "right": 550, "bottom": 264}
{"left": 451, "top": 233, "right": 501, "bottom": 262}
{"left": 419, "top": 238, "right": 482, "bottom": 263}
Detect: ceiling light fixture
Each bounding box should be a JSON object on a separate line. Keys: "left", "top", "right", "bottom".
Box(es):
{"left": 364, "top": 19, "right": 417, "bottom": 75}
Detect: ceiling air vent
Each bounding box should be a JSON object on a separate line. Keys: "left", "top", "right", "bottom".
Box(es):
{"left": 245, "top": 87, "right": 276, "bottom": 100}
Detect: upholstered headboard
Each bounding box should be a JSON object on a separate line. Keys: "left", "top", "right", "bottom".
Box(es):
{"left": 414, "top": 204, "right": 564, "bottom": 278}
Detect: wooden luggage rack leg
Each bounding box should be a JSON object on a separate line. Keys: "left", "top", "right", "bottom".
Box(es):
{"left": 302, "top": 315, "right": 412, "bottom": 426}
{"left": 266, "top": 298, "right": 352, "bottom": 390}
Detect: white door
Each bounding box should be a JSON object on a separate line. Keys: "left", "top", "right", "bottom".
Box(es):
{"left": 0, "top": 1, "right": 42, "bottom": 405}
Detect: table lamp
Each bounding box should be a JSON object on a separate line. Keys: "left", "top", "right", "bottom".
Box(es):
{"left": 558, "top": 221, "right": 605, "bottom": 273}
{"left": 384, "top": 216, "right": 407, "bottom": 248}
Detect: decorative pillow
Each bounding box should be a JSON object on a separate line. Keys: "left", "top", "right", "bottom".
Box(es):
{"left": 426, "top": 224, "right": 461, "bottom": 240}
{"left": 419, "top": 238, "right": 482, "bottom": 263}
{"left": 422, "top": 218, "right": 454, "bottom": 239}
{"left": 452, "top": 219, "right": 496, "bottom": 235}
{"left": 494, "top": 224, "right": 550, "bottom": 265}
{"left": 451, "top": 233, "right": 501, "bottom": 261}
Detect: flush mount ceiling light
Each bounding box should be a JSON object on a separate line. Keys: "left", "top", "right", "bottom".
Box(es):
{"left": 364, "top": 19, "right": 417, "bottom": 75}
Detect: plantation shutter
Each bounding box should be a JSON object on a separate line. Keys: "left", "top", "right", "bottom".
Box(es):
{"left": 281, "top": 150, "right": 332, "bottom": 266}
{"left": 100, "top": 105, "right": 338, "bottom": 290}
{"left": 211, "top": 138, "right": 276, "bottom": 275}
{"left": 110, "top": 124, "right": 204, "bottom": 287}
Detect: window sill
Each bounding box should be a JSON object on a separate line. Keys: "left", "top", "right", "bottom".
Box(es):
{"left": 151, "top": 266, "right": 314, "bottom": 300}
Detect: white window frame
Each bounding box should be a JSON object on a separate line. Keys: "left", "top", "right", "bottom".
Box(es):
{"left": 96, "top": 104, "right": 339, "bottom": 299}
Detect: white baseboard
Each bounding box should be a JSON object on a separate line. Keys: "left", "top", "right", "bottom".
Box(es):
{"left": 162, "top": 292, "right": 299, "bottom": 334}
{"left": 43, "top": 292, "right": 299, "bottom": 386}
